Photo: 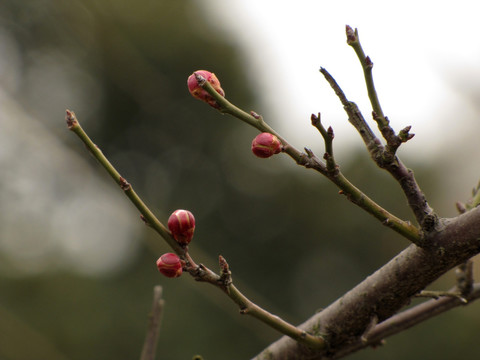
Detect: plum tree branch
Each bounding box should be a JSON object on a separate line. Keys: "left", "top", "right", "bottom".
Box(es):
{"left": 197, "top": 76, "right": 421, "bottom": 244}
{"left": 65, "top": 110, "right": 325, "bottom": 350}
{"left": 322, "top": 31, "right": 436, "bottom": 232}
{"left": 140, "top": 285, "right": 165, "bottom": 360}
{"left": 253, "top": 208, "right": 480, "bottom": 359}
{"left": 331, "top": 283, "right": 480, "bottom": 359}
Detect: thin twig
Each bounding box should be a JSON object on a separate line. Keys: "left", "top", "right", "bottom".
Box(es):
{"left": 197, "top": 78, "right": 421, "bottom": 244}
{"left": 140, "top": 286, "right": 165, "bottom": 360}
{"left": 319, "top": 66, "right": 435, "bottom": 233}
{"left": 346, "top": 26, "right": 387, "bottom": 131}
{"left": 66, "top": 110, "right": 325, "bottom": 349}
{"left": 66, "top": 110, "right": 184, "bottom": 255}
{"left": 311, "top": 113, "right": 336, "bottom": 173}
{"left": 415, "top": 290, "right": 467, "bottom": 303}
{"left": 332, "top": 283, "right": 480, "bottom": 359}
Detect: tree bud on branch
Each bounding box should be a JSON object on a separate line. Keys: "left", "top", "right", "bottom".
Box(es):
{"left": 156, "top": 253, "right": 183, "bottom": 278}
{"left": 251, "top": 132, "right": 282, "bottom": 158}
{"left": 168, "top": 209, "right": 196, "bottom": 245}
{"left": 187, "top": 70, "right": 225, "bottom": 108}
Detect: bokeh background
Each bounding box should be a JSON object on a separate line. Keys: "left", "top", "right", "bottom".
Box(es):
{"left": 1, "top": 1, "right": 480, "bottom": 359}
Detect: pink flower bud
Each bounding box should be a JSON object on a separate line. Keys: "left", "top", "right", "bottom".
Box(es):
{"left": 251, "top": 133, "right": 282, "bottom": 158}
{"left": 187, "top": 70, "right": 225, "bottom": 108}
{"left": 167, "top": 209, "right": 196, "bottom": 245}
{"left": 156, "top": 253, "right": 183, "bottom": 278}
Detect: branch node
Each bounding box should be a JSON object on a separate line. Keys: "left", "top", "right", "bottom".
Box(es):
{"left": 119, "top": 176, "right": 131, "bottom": 191}
{"left": 415, "top": 290, "right": 467, "bottom": 303}
{"left": 250, "top": 111, "right": 262, "bottom": 120}
{"left": 219, "top": 255, "right": 233, "bottom": 287}
{"left": 365, "top": 56, "right": 373, "bottom": 69}
{"left": 140, "top": 214, "right": 151, "bottom": 227}
{"left": 360, "top": 315, "right": 378, "bottom": 343}
{"left": 456, "top": 260, "right": 474, "bottom": 296}
{"left": 456, "top": 201, "right": 467, "bottom": 214}
{"left": 239, "top": 307, "right": 248, "bottom": 315}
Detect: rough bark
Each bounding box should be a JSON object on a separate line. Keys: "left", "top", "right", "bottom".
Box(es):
{"left": 253, "top": 207, "right": 480, "bottom": 360}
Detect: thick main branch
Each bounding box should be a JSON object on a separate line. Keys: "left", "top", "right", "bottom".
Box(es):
{"left": 253, "top": 208, "right": 480, "bottom": 360}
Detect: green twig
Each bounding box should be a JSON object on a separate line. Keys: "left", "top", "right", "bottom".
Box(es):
{"left": 228, "top": 283, "right": 326, "bottom": 349}
{"left": 415, "top": 290, "right": 467, "bottom": 303}
{"left": 466, "top": 181, "right": 480, "bottom": 210}
{"left": 66, "top": 110, "right": 326, "bottom": 349}
{"left": 320, "top": 66, "right": 435, "bottom": 234}
{"left": 197, "top": 77, "right": 421, "bottom": 244}
{"left": 346, "top": 26, "right": 387, "bottom": 130}
{"left": 66, "top": 110, "right": 184, "bottom": 254}
{"left": 311, "top": 113, "right": 336, "bottom": 173}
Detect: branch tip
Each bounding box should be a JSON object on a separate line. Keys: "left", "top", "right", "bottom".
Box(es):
{"left": 65, "top": 109, "right": 77, "bottom": 129}
{"left": 346, "top": 25, "right": 357, "bottom": 44}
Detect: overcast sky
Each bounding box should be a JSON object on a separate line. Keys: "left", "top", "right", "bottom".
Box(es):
{"left": 201, "top": 1, "right": 480, "bottom": 161}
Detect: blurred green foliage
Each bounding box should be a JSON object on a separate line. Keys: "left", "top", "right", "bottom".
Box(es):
{"left": 0, "top": 1, "right": 479, "bottom": 360}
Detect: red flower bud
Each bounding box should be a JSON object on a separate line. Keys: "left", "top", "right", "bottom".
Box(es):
{"left": 187, "top": 70, "right": 225, "bottom": 108}
{"left": 251, "top": 133, "right": 282, "bottom": 158}
{"left": 167, "top": 209, "right": 196, "bottom": 245}
{"left": 156, "top": 253, "right": 182, "bottom": 278}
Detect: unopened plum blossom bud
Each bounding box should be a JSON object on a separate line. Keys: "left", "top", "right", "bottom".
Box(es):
{"left": 187, "top": 70, "right": 225, "bottom": 108}
{"left": 251, "top": 132, "right": 282, "bottom": 158}
{"left": 168, "top": 209, "right": 196, "bottom": 245}
{"left": 156, "top": 253, "right": 182, "bottom": 278}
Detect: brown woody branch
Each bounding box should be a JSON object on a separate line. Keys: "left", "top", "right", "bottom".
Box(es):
{"left": 140, "top": 285, "right": 165, "bottom": 360}
{"left": 253, "top": 207, "right": 480, "bottom": 359}
{"left": 319, "top": 66, "right": 435, "bottom": 235}
{"left": 332, "top": 282, "right": 480, "bottom": 359}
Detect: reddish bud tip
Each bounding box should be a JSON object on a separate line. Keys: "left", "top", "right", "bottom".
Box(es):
{"left": 156, "top": 253, "right": 182, "bottom": 278}
{"left": 168, "top": 209, "right": 196, "bottom": 245}
{"left": 346, "top": 25, "right": 357, "bottom": 44}
{"left": 251, "top": 133, "right": 282, "bottom": 158}
{"left": 187, "top": 70, "right": 225, "bottom": 108}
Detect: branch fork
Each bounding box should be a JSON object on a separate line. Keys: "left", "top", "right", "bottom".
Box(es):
{"left": 67, "top": 24, "right": 480, "bottom": 360}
